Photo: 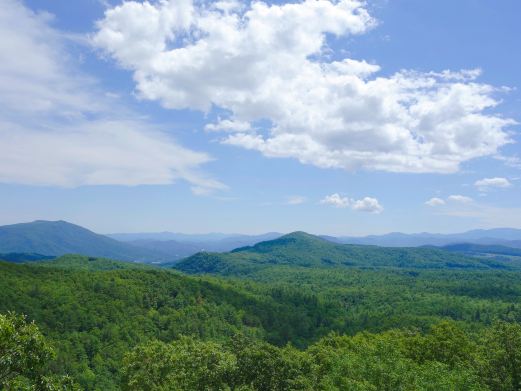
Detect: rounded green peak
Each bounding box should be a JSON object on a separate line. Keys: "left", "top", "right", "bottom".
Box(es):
{"left": 280, "top": 231, "right": 323, "bottom": 241}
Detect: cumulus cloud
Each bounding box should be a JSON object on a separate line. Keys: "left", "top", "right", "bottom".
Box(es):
{"left": 448, "top": 195, "right": 474, "bottom": 203}
{"left": 320, "top": 193, "right": 350, "bottom": 208}
{"left": 474, "top": 177, "right": 512, "bottom": 191}
{"left": 351, "top": 197, "right": 384, "bottom": 213}
{"left": 0, "top": 0, "right": 222, "bottom": 192}
{"left": 93, "top": 0, "right": 514, "bottom": 174}
{"left": 425, "top": 197, "right": 446, "bottom": 207}
{"left": 320, "top": 193, "right": 383, "bottom": 213}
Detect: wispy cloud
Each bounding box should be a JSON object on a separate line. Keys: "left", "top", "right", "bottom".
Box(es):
{"left": 286, "top": 196, "right": 306, "bottom": 205}
{"left": 494, "top": 155, "right": 521, "bottom": 169}
{"left": 439, "top": 203, "right": 521, "bottom": 228}
{"left": 0, "top": 0, "right": 223, "bottom": 193}
{"left": 474, "top": 177, "right": 512, "bottom": 191}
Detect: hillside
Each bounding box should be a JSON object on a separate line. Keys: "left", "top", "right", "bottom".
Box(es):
{"left": 174, "top": 231, "right": 514, "bottom": 275}
{"left": 0, "top": 252, "right": 55, "bottom": 263}
{"left": 5, "top": 254, "right": 521, "bottom": 389}
{"left": 34, "top": 254, "right": 158, "bottom": 271}
{"left": 442, "top": 243, "right": 521, "bottom": 256}
{"left": 0, "top": 220, "right": 173, "bottom": 263}
{"left": 0, "top": 256, "right": 352, "bottom": 389}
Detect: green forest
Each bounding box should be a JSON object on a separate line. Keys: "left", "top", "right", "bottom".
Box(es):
{"left": 3, "top": 233, "right": 521, "bottom": 390}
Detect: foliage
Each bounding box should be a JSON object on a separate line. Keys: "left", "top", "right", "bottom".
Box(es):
{"left": 121, "top": 321, "right": 521, "bottom": 391}
{"left": 0, "top": 257, "right": 347, "bottom": 389}
{"left": 4, "top": 235, "right": 521, "bottom": 390}
{"left": 0, "top": 312, "right": 78, "bottom": 390}
{"left": 478, "top": 322, "right": 521, "bottom": 390}
{"left": 122, "top": 337, "right": 237, "bottom": 391}
{"left": 0, "top": 253, "right": 55, "bottom": 263}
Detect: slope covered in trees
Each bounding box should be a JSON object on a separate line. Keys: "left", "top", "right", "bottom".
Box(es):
{"left": 4, "top": 307, "right": 521, "bottom": 390}
{"left": 174, "top": 231, "right": 520, "bottom": 275}
{"left": 4, "top": 237, "right": 521, "bottom": 389}
{"left": 0, "top": 252, "right": 55, "bottom": 263}
{"left": 0, "top": 256, "right": 350, "bottom": 389}
{"left": 120, "top": 322, "right": 521, "bottom": 391}
{"left": 0, "top": 220, "right": 173, "bottom": 263}
{"left": 0, "top": 312, "right": 78, "bottom": 390}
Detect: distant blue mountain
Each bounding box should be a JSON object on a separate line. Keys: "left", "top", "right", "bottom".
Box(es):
{"left": 107, "top": 232, "right": 234, "bottom": 242}
{"left": 108, "top": 231, "right": 282, "bottom": 244}
{"left": 325, "top": 228, "right": 521, "bottom": 248}
{"left": 108, "top": 232, "right": 283, "bottom": 255}
{"left": 0, "top": 221, "right": 282, "bottom": 263}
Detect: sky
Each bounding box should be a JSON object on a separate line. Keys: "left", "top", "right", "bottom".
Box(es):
{"left": 0, "top": 0, "right": 520, "bottom": 235}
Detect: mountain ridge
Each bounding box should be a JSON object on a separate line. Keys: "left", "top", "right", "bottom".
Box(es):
{"left": 0, "top": 220, "right": 172, "bottom": 263}
{"left": 174, "top": 231, "right": 517, "bottom": 275}
{"left": 328, "top": 228, "right": 521, "bottom": 247}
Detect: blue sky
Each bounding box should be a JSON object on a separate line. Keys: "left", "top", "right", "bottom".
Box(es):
{"left": 0, "top": 0, "right": 520, "bottom": 235}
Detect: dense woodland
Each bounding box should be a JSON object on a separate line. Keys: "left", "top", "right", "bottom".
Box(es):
{"left": 3, "top": 233, "right": 521, "bottom": 389}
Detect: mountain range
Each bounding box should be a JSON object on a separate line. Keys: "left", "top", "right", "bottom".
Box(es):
{"left": 2, "top": 220, "right": 521, "bottom": 264}
{"left": 327, "top": 229, "right": 521, "bottom": 248}
{"left": 110, "top": 227, "right": 521, "bottom": 249}
{"left": 0, "top": 221, "right": 282, "bottom": 263}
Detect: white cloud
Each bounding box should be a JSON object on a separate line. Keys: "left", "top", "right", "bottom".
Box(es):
{"left": 94, "top": 0, "right": 514, "bottom": 174}
{"left": 287, "top": 195, "right": 306, "bottom": 205}
{"left": 320, "top": 193, "right": 350, "bottom": 208}
{"left": 474, "top": 177, "right": 512, "bottom": 191}
{"left": 448, "top": 195, "right": 473, "bottom": 203}
{"left": 205, "top": 118, "right": 252, "bottom": 133}
{"left": 320, "top": 193, "right": 383, "bottom": 213}
{"left": 351, "top": 197, "right": 383, "bottom": 214}
{"left": 0, "top": 119, "right": 224, "bottom": 189}
{"left": 425, "top": 197, "right": 446, "bottom": 207}
{"left": 0, "top": 0, "right": 222, "bottom": 192}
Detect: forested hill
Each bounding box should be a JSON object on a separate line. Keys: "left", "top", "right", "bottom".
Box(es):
{"left": 5, "top": 252, "right": 521, "bottom": 389}
{"left": 441, "top": 243, "right": 521, "bottom": 257}
{"left": 0, "top": 255, "right": 352, "bottom": 389}
{"left": 0, "top": 220, "right": 172, "bottom": 263}
{"left": 174, "top": 231, "right": 517, "bottom": 275}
